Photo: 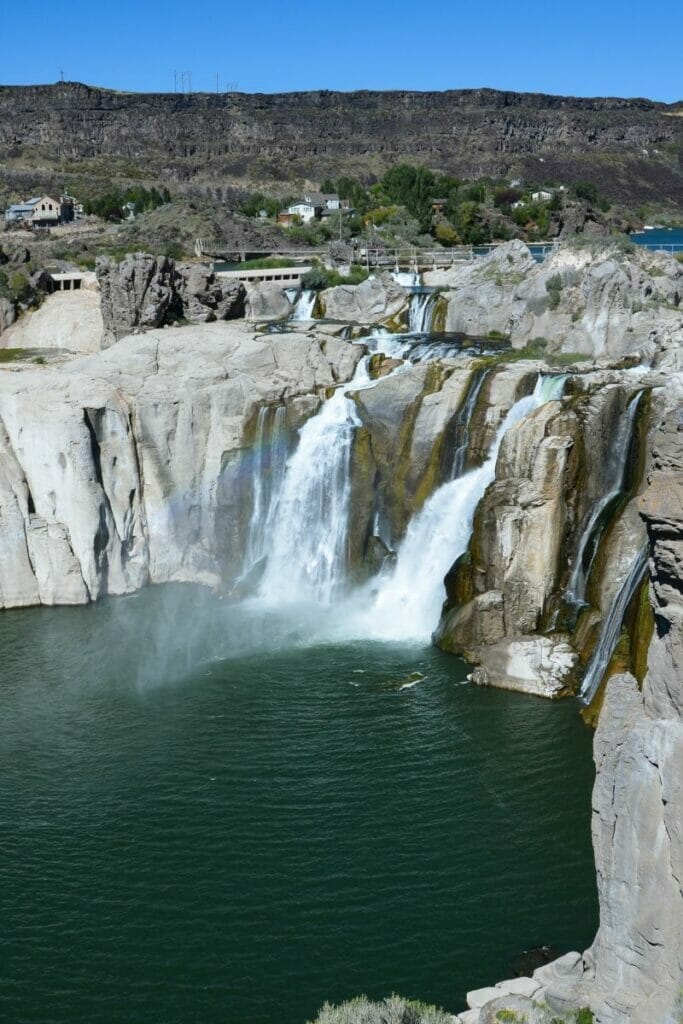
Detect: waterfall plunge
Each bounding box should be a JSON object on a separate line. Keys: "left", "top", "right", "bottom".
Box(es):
{"left": 364, "top": 375, "right": 566, "bottom": 642}
{"left": 257, "top": 357, "right": 374, "bottom": 606}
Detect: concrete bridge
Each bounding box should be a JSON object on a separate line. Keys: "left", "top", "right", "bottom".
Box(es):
{"left": 215, "top": 265, "right": 312, "bottom": 284}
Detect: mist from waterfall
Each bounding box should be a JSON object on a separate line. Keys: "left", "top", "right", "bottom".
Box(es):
{"left": 363, "top": 375, "right": 566, "bottom": 642}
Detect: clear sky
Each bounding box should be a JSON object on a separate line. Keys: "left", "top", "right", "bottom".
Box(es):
{"left": 3, "top": 0, "right": 681, "bottom": 102}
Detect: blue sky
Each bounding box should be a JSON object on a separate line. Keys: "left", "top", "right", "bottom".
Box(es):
{"left": 3, "top": 0, "right": 681, "bottom": 102}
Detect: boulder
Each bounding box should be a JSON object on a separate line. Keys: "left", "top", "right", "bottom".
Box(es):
{"left": 96, "top": 253, "right": 246, "bottom": 345}
{"left": 319, "top": 272, "right": 406, "bottom": 323}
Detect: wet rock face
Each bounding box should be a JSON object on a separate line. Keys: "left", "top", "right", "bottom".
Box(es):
{"left": 434, "top": 376, "right": 651, "bottom": 697}
{"left": 96, "top": 254, "right": 245, "bottom": 345}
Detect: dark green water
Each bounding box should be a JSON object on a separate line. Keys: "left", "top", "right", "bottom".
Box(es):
{"left": 0, "top": 586, "right": 597, "bottom": 1024}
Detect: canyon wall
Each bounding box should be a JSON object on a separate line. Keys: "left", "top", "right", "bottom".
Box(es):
{"left": 0, "top": 83, "right": 681, "bottom": 202}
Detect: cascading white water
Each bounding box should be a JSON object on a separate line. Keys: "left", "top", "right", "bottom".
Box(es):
{"left": 579, "top": 544, "right": 648, "bottom": 703}
{"left": 242, "top": 405, "right": 288, "bottom": 577}
{"left": 566, "top": 390, "right": 644, "bottom": 607}
{"left": 257, "top": 357, "right": 374, "bottom": 606}
{"left": 365, "top": 375, "right": 566, "bottom": 641}
{"left": 290, "top": 289, "right": 316, "bottom": 321}
{"left": 408, "top": 291, "right": 437, "bottom": 334}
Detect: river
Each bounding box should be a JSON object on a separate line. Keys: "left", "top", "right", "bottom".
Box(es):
{"left": 0, "top": 584, "right": 597, "bottom": 1024}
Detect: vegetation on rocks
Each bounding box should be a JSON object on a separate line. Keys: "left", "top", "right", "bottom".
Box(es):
{"left": 308, "top": 995, "right": 454, "bottom": 1024}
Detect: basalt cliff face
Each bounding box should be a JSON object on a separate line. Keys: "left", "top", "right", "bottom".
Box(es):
{"left": 0, "top": 83, "right": 681, "bottom": 202}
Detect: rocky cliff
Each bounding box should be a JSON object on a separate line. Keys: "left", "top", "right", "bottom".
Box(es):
{"left": 425, "top": 240, "right": 683, "bottom": 361}
{"left": 0, "top": 325, "right": 360, "bottom": 606}
{"left": 0, "top": 83, "right": 681, "bottom": 203}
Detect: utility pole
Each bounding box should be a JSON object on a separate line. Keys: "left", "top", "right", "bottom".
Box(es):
{"left": 59, "top": 69, "right": 64, "bottom": 82}
{"left": 216, "top": 73, "right": 220, "bottom": 93}
{"left": 180, "top": 71, "right": 185, "bottom": 93}
{"left": 188, "top": 72, "right": 192, "bottom": 94}
{"left": 173, "top": 70, "right": 177, "bottom": 93}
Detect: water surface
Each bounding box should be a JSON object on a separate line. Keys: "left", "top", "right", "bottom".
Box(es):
{"left": 0, "top": 586, "right": 597, "bottom": 1024}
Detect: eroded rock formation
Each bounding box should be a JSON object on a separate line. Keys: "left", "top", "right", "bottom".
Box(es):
{"left": 424, "top": 240, "right": 683, "bottom": 360}
{"left": 97, "top": 253, "right": 245, "bottom": 345}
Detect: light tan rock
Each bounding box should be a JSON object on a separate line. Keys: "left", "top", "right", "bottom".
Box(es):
{"left": 2, "top": 289, "right": 104, "bottom": 352}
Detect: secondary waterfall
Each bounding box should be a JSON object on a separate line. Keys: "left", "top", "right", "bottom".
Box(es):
{"left": 448, "top": 369, "right": 489, "bottom": 479}
{"left": 291, "top": 289, "right": 316, "bottom": 321}
{"left": 257, "top": 357, "right": 374, "bottom": 606}
{"left": 408, "top": 290, "right": 437, "bottom": 333}
{"left": 392, "top": 270, "right": 420, "bottom": 288}
{"left": 579, "top": 544, "right": 649, "bottom": 703}
{"left": 566, "top": 390, "right": 644, "bottom": 608}
{"left": 366, "top": 375, "right": 566, "bottom": 641}
{"left": 242, "top": 405, "right": 288, "bottom": 578}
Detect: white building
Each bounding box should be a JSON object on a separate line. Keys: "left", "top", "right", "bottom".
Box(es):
{"left": 531, "top": 190, "right": 553, "bottom": 202}
{"left": 280, "top": 192, "right": 348, "bottom": 224}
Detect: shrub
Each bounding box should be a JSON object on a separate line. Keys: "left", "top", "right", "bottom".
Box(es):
{"left": 545, "top": 272, "right": 564, "bottom": 309}
{"left": 433, "top": 222, "right": 460, "bottom": 246}
{"left": 309, "top": 994, "right": 455, "bottom": 1024}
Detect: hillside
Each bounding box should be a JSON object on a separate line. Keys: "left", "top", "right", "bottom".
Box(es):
{"left": 0, "top": 82, "right": 682, "bottom": 206}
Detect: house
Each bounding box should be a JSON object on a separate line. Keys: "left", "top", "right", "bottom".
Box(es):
{"left": 30, "top": 196, "right": 63, "bottom": 226}
{"left": 279, "top": 192, "right": 349, "bottom": 225}
{"left": 531, "top": 190, "right": 553, "bottom": 203}
{"left": 511, "top": 200, "right": 527, "bottom": 210}
{"left": 4, "top": 192, "right": 83, "bottom": 228}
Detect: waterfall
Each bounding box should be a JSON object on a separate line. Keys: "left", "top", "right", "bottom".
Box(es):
{"left": 408, "top": 290, "right": 437, "bottom": 334}
{"left": 579, "top": 544, "right": 649, "bottom": 703}
{"left": 291, "top": 289, "right": 316, "bottom": 322}
{"left": 392, "top": 270, "right": 421, "bottom": 288}
{"left": 566, "top": 390, "right": 644, "bottom": 608}
{"left": 366, "top": 375, "right": 566, "bottom": 641}
{"left": 257, "top": 358, "right": 374, "bottom": 606}
{"left": 242, "top": 405, "right": 288, "bottom": 578}
{"left": 448, "top": 369, "right": 489, "bottom": 480}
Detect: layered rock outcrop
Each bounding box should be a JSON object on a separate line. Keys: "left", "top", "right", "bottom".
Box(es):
{"left": 0, "top": 83, "right": 680, "bottom": 204}
{"left": 0, "top": 324, "right": 360, "bottom": 607}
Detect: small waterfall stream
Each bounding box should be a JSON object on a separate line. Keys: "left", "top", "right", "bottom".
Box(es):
{"left": 365, "top": 375, "right": 566, "bottom": 641}
{"left": 408, "top": 290, "right": 437, "bottom": 334}
{"left": 566, "top": 390, "right": 644, "bottom": 608}
{"left": 579, "top": 544, "right": 649, "bottom": 703}
{"left": 290, "top": 289, "right": 316, "bottom": 322}
{"left": 448, "top": 369, "right": 489, "bottom": 480}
